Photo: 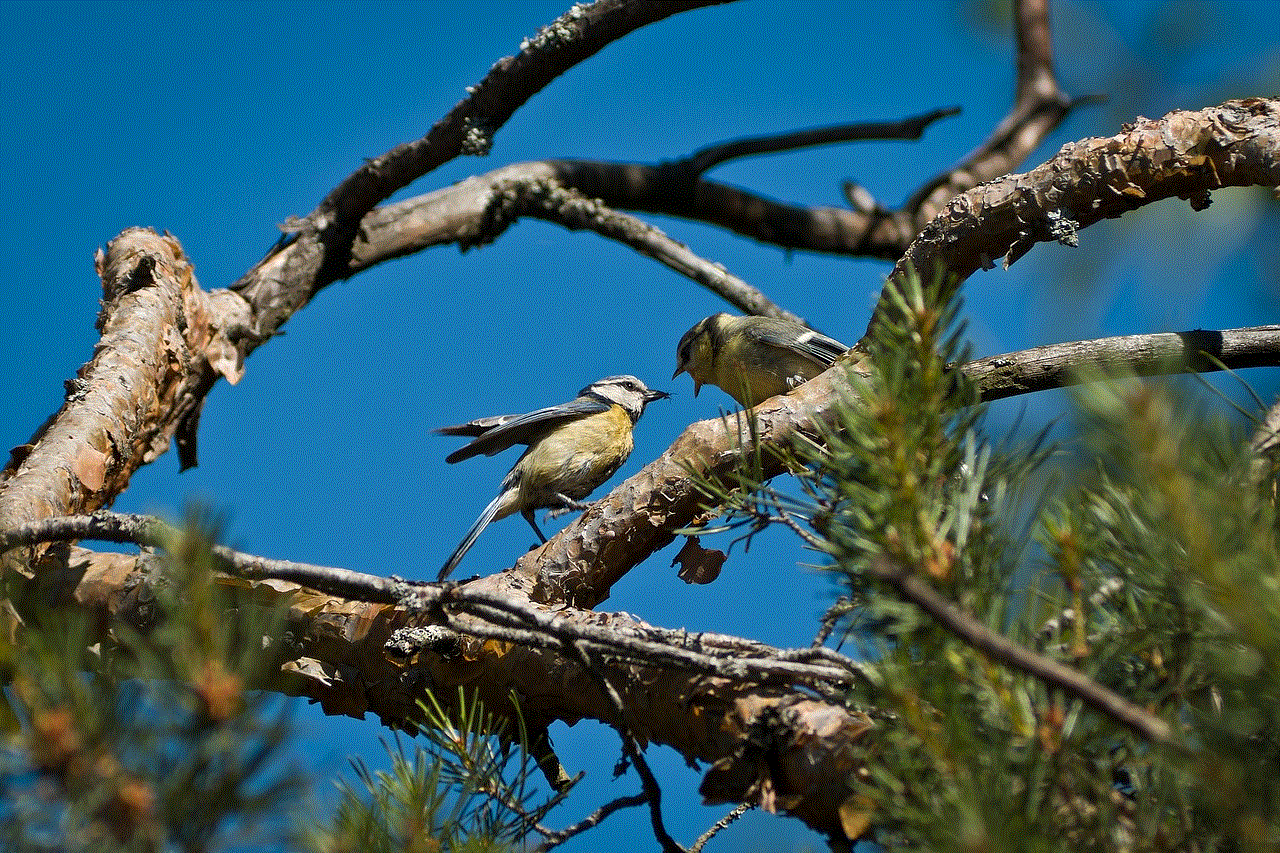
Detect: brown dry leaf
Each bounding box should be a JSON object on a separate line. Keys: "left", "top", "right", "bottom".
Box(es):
{"left": 672, "top": 536, "right": 725, "bottom": 585}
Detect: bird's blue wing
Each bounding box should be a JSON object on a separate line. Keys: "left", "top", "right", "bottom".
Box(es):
{"left": 441, "top": 397, "right": 610, "bottom": 463}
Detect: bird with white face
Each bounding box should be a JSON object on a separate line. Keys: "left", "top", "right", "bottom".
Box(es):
{"left": 436, "top": 374, "right": 668, "bottom": 580}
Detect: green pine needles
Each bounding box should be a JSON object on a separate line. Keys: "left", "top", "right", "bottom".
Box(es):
{"left": 695, "top": 271, "right": 1279, "bottom": 852}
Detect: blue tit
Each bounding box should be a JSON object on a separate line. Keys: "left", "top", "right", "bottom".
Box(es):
{"left": 436, "top": 374, "right": 668, "bottom": 580}
{"left": 673, "top": 313, "right": 848, "bottom": 407}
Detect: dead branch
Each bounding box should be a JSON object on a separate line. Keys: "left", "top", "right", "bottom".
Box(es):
{"left": 864, "top": 97, "right": 1280, "bottom": 344}
{"left": 902, "top": 0, "right": 1079, "bottom": 220}
{"left": 0, "top": 230, "right": 249, "bottom": 535}
{"left": 350, "top": 0, "right": 1080, "bottom": 274}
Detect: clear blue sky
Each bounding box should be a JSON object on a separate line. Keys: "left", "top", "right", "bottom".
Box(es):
{"left": 2, "top": 2, "right": 1276, "bottom": 850}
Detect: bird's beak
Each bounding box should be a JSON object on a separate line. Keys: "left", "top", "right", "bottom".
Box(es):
{"left": 646, "top": 388, "right": 671, "bottom": 402}
{"left": 672, "top": 364, "right": 686, "bottom": 380}
{"left": 692, "top": 381, "right": 702, "bottom": 397}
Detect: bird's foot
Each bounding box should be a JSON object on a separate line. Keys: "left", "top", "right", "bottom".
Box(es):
{"left": 545, "top": 495, "right": 595, "bottom": 519}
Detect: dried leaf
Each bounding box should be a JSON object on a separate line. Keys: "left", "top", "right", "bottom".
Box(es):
{"left": 672, "top": 535, "right": 725, "bottom": 584}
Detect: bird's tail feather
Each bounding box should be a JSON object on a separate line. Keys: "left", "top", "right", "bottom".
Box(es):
{"left": 438, "top": 489, "right": 508, "bottom": 581}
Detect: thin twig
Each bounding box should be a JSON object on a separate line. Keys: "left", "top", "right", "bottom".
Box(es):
{"left": 2, "top": 511, "right": 856, "bottom": 691}
{"left": 0, "top": 509, "right": 405, "bottom": 604}
{"left": 902, "top": 0, "right": 1075, "bottom": 218}
{"left": 350, "top": 103, "right": 998, "bottom": 277}
{"left": 471, "top": 768, "right": 584, "bottom": 846}
{"left": 683, "top": 108, "right": 960, "bottom": 176}
{"left": 534, "top": 792, "right": 649, "bottom": 852}
{"left": 813, "top": 597, "right": 853, "bottom": 648}
{"left": 447, "top": 588, "right": 854, "bottom": 686}
{"left": 689, "top": 802, "right": 756, "bottom": 853}
{"left": 515, "top": 181, "right": 801, "bottom": 322}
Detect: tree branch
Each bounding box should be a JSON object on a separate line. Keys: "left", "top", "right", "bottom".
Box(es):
{"left": 232, "top": 0, "right": 733, "bottom": 340}
{"left": 0, "top": 231, "right": 250, "bottom": 544}
{"left": 534, "top": 792, "right": 649, "bottom": 852}
{"left": 22, "top": 536, "right": 876, "bottom": 842}
{"left": 902, "top": 0, "right": 1079, "bottom": 219}
{"left": 342, "top": 3, "right": 1076, "bottom": 308}
{"left": 681, "top": 107, "right": 961, "bottom": 176}
{"left": 689, "top": 802, "right": 755, "bottom": 853}
{"left": 351, "top": 2, "right": 1079, "bottom": 272}
{"left": 865, "top": 97, "right": 1280, "bottom": 344}
{"left": 509, "top": 180, "right": 803, "bottom": 322}
{"left": 346, "top": 106, "right": 971, "bottom": 276}
{"left": 0, "top": 511, "right": 860, "bottom": 692}
{"left": 964, "top": 325, "right": 1280, "bottom": 401}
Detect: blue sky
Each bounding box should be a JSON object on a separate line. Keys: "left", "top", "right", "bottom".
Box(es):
{"left": 2, "top": 2, "right": 1277, "bottom": 850}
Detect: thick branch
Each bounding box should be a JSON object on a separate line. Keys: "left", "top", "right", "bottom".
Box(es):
{"left": 501, "top": 319, "right": 1280, "bottom": 612}
{"left": 1, "top": 511, "right": 857, "bottom": 690}
{"left": 864, "top": 97, "right": 1280, "bottom": 343}
{"left": 40, "top": 540, "right": 874, "bottom": 843}
{"left": 0, "top": 230, "right": 251, "bottom": 570}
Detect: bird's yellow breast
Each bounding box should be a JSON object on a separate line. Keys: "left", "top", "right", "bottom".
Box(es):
{"left": 514, "top": 405, "right": 634, "bottom": 507}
